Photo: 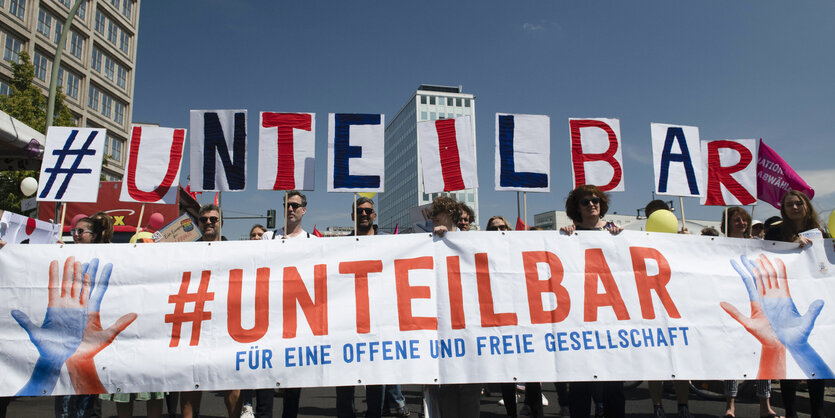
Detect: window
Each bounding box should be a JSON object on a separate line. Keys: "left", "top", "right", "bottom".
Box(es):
{"left": 88, "top": 85, "right": 99, "bottom": 110}
{"left": 56, "top": 67, "right": 64, "bottom": 87}
{"left": 54, "top": 21, "right": 63, "bottom": 43}
{"left": 38, "top": 9, "right": 52, "bottom": 37}
{"left": 116, "top": 66, "right": 126, "bottom": 88}
{"left": 110, "top": 0, "right": 118, "bottom": 7}
{"left": 69, "top": 32, "right": 83, "bottom": 58}
{"left": 95, "top": 9, "right": 105, "bottom": 34}
{"left": 420, "top": 95, "right": 427, "bottom": 104}
{"left": 101, "top": 94, "right": 111, "bottom": 117}
{"left": 113, "top": 101, "right": 124, "bottom": 124}
{"left": 33, "top": 52, "right": 48, "bottom": 81}
{"left": 109, "top": 136, "right": 122, "bottom": 162}
{"left": 121, "top": 0, "right": 131, "bottom": 19}
{"left": 464, "top": 98, "right": 470, "bottom": 107}
{"left": 58, "top": 0, "right": 70, "bottom": 6}
{"left": 104, "top": 55, "right": 114, "bottom": 80}
{"left": 456, "top": 98, "right": 462, "bottom": 106}
{"left": 0, "top": 80, "right": 10, "bottom": 96}
{"left": 4, "top": 34, "right": 22, "bottom": 63}
{"left": 118, "top": 31, "right": 128, "bottom": 53}
{"left": 77, "top": 0, "right": 85, "bottom": 19}
{"left": 9, "top": 0, "right": 25, "bottom": 19}
{"left": 91, "top": 47, "right": 101, "bottom": 71}
{"left": 429, "top": 96, "right": 435, "bottom": 105}
{"left": 65, "top": 71, "right": 79, "bottom": 99}
{"left": 107, "top": 21, "right": 117, "bottom": 43}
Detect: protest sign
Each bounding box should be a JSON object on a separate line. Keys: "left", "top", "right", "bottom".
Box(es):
{"left": 37, "top": 127, "right": 106, "bottom": 202}
{"left": 327, "top": 113, "right": 385, "bottom": 193}
{"left": 189, "top": 110, "right": 247, "bottom": 192}
{"left": 569, "top": 118, "right": 624, "bottom": 192}
{"left": 258, "top": 112, "right": 316, "bottom": 191}
{"left": 418, "top": 116, "right": 478, "bottom": 193}
{"left": 495, "top": 114, "right": 550, "bottom": 192}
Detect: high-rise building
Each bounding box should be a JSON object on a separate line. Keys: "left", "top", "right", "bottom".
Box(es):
{"left": 0, "top": 0, "right": 140, "bottom": 180}
{"left": 379, "top": 84, "right": 479, "bottom": 232}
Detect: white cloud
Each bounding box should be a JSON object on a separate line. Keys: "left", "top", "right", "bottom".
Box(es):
{"left": 798, "top": 168, "right": 835, "bottom": 199}
{"left": 522, "top": 23, "right": 544, "bottom": 32}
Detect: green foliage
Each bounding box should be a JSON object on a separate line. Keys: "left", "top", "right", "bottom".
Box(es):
{"left": 0, "top": 51, "right": 75, "bottom": 132}
{"left": 0, "top": 170, "right": 38, "bottom": 213}
{"left": 0, "top": 52, "right": 76, "bottom": 214}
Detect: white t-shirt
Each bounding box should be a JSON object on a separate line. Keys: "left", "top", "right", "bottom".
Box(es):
{"left": 261, "top": 227, "right": 312, "bottom": 240}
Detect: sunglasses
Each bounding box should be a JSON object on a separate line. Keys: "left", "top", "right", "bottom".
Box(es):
{"left": 580, "top": 197, "right": 601, "bottom": 207}
{"left": 355, "top": 207, "right": 374, "bottom": 215}
{"left": 199, "top": 216, "right": 219, "bottom": 224}
{"left": 496, "top": 225, "right": 509, "bottom": 231}
{"left": 286, "top": 202, "right": 303, "bottom": 210}
{"left": 73, "top": 228, "right": 93, "bottom": 235}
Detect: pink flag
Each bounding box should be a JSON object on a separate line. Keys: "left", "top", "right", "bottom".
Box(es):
{"left": 757, "top": 140, "right": 814, "bottom": 209}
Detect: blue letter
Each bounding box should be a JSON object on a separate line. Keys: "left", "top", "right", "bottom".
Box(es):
{"left": 499, "top": 115, "right": 547, "bottom": 188}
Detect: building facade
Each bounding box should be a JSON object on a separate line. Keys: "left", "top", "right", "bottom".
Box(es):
{"left": 0, "top": 0, "right": 140, "bottom": 179}
{"left": 379, "top": 84, "right": 479, "bottom": 232}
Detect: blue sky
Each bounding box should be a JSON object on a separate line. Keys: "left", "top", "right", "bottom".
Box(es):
{"left": 132, "top": 1, "right": 835, "bottom": 238}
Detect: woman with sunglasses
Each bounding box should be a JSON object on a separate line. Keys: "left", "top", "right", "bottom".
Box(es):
{"left": 486, "top": 216, "right": 512, "bottom": 231}
{"left": 764, "top": 190, "right": 829, "bottom": 418}
{"left": 558, "top": 185, "right": 623, "bottom": 418}
{"left": 57, "top": 212, "right": 114, "bottom": 418}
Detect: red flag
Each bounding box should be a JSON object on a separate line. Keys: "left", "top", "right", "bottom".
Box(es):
{"left": 313, "top": 225, "right": 324, "bottom": 237}
{"left": 185, "top": 184, "right": 201, "bottom": 200}
{"left": 393, "top": 223, "right": 399, "bottom": 235}
{"left": 515, "top": 217, "right": 528, "bottom": 231}
{"left": 213, "top": 192, "right": 219, "bottom": 205}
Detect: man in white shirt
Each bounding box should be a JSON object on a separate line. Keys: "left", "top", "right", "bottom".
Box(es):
{"left": 262, "top": 190, "right": 311, "bottom": 239}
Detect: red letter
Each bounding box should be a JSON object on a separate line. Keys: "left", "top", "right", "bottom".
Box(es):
{"left": 704, "top": 140, "right": 755, "bottom": 205}
{"left": 282, "top": 264, "right": 328, "bottom": 338}
{"left": 339, "top": 260, "right": 383, "bottom": 334}
{"left": 394, "top": 256, "right": 437, "bottom": 331}
{"left": 522, "top": 251, "right": 570, "bottom": 324}
{"left": 227, "top": 268, "right": 270, "bottom": 343}
{"left": 125, "top": 126, "right": 186, "bottom": 201}
{"left": 475, "top": 253, "right": 517, "bottom": 327}
{"left": 583, "top": 249, "right": 630, "bottom": 322}
{"left": 570, "top": 119, "right": 622, "bottom": 191}
{"left": 261, "top": 113, "right": 312, "bottom": 190}
{"left": 446, "top": 256, "right": 466, "bottom": 330}
{"left": 629, "top": 247, "right": 681, "bottom": 319}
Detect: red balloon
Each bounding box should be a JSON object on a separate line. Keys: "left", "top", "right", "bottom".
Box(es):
{"left": 148, "top": 212, "right": 164, "bottom": 230}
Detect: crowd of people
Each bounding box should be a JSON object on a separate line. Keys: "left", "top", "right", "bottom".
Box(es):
{"left": 0, "top": 185, "right": 831, "bottom": 418}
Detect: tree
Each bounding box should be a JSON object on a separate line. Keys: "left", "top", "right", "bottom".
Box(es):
{"left": 0, "top": 51, "right": 76, "bottom": 212}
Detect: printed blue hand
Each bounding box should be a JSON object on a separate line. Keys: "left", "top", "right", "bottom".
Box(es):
{"left": 722, "top": 256, "right": 786, "bottom": 378}
{"left": 737, "top": 255, "right": 833, "bottom": 379}
{"left": 67, "top": 259, "right": 136, "bottom": 394}
{"left": 12, "top": 257, "right": 91, "bottom": 396}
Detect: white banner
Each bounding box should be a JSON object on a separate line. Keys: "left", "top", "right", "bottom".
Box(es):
{"left": 37, "top": 127, "right": 106, "bottom": 202}
{"left": 258, "top": 112, "right": 316, "bottom": 191}
{"left": 120, "top": 126, "right": 187, "bottom": 204}
{"left": 0, "top": 210, "right": 60, "bottom": 244}
{"left": 189, "top": 109, "right": 248, "bottom": 192}
{"left": 650, "top": 123, "right": 704, "bottom": 197}
{"left": 418, "top": 116, "right": 478, "bottom": 193}
{"left": 327, "top": 113, "right": 385, "bottom": 193}
{"left": 2, "top": 232, "right": 833, "bottom": 397}
{"left": 494, "top": 114, "right": 550, "bottom": 192}
{"left": 700, "top": 138, "right": 758, "bottom": 206}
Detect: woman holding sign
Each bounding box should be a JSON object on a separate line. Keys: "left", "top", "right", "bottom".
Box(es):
{"left": 558, "top": 185, "right": 624, "bottom": 418}
{"left": 765, "top": 191, "right": 829, "bottom": 418}
{"left": 719, "top": 206, "right": 781, "bottom": 418}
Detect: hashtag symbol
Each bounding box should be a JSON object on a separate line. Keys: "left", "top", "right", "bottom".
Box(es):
{"left": 38, "top": 129, "right": 98, "bottom": 199}
{"left": 165, "top": 271, "right": 215, "bottom": 347}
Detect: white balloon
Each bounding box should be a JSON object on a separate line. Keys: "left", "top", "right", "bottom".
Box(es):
{"left": 20, "top": 177, "right": 37, "bottom": 197}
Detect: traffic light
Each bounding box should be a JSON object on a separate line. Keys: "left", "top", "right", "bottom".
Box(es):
{"left": 266, "top": 209, "right": 276, "bottom": 229}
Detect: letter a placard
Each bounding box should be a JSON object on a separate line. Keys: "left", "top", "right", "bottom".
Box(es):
{"left": 119, "top": 126, "right": 187, "bottom": 204}
{"left": 36, "top": 127, "right": 106, "bottom": 202}
{"left": 650, "top": 123, "right": 704, "bottom": 197}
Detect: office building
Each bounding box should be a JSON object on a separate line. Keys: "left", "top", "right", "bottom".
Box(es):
{"left": 379, "top": 84, "right": 479, "bottom": 232}
{"left": 0, "top": 0, "right": 140, "bottom": 179}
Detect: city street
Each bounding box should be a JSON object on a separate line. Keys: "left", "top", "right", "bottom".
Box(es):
{"left": 4, "top": 381, "right": 834, "bottom": 417}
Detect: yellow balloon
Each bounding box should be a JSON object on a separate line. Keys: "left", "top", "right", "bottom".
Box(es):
{"left": 129, "top": 231, "right": 154, "bottom": 243}
{"left": 358, "top": 192, "right": 376, "bottom": 199}
{"left": 646, "top": 209, "right": 679, "bottom": 234}
{"left": 829, "top": 210, "right": 835, "bottom": 237}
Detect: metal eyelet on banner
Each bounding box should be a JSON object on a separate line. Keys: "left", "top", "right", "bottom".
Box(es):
{"left": 512, "top": 377, "right": 517, "bottom": 381}
{"left": 195, "top": 384, "right": 200, "bottom": 389}
{"left": 593, "top": 375, "right": 598, "bottom": 379}
{"left": 671, "top": 374, "right": 676, "bottom": 378}
{"left": 434, "top": 378, "right": 438, "bottom": 382}
{"left": 358, "top": 379, "right": 362, "bottom": 384}
{"left": 116, "top": 387, "right": 121, "bottom": 392}
{"left": 277, "top": 382, "right": 281, "bottom": 387}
